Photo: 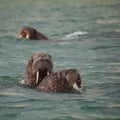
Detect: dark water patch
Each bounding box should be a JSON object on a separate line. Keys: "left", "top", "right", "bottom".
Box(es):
{"left": 97, "top": 83, "right": 120, "bottom": 97}
{"left": 51, "top": 116, "right": 81, "bottom": 120}
{"left": 3, "top": 113, "right": 18, "bottom": 117}
{"left": 92, "top": 43, "right": 120, "bottom": 50}
{"left": 0, "top": 76, "right": 20, "bottom": 89}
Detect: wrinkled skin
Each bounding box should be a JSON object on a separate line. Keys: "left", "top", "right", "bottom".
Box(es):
{"left": 21, "top": 52, "right": 53, "bottom": 87}
{"left": 18, "top": 26, "right": 51, "bottom": 40}
{"left": 36, "top": 69, "right": 82, "bottom": 92}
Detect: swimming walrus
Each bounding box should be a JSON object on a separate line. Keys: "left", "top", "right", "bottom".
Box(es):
{"left": 20, "top": 52, "right": 53, "bottom": 87}
{"left": 36, "top": 68, "right": 82, "bottom": 92}
{"left": 18, "top": 26, "right": 51, "bottom": 40}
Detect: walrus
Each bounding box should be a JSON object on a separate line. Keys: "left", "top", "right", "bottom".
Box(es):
{"left": 36, "top": 68, "right": 82, "bottom": 92}
{"left": 18, "top": 26, "right": 51, "bottom": 40}
{"left": 20, "top": 52, "right": 53, "bottom": 87}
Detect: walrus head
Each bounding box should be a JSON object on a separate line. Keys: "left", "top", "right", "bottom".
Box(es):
{"left": 18, "top": 26, "right": 50, "bottom": 40}
{"left": 23, "top": 52, "right": 53, "bottom": 87}
{"left": 57, "top": 69, "right": 82, "bottom": 92}
{"left": 36, "top": 68, "right": 82, "bottom": 92}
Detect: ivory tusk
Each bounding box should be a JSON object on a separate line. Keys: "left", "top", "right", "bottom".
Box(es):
{"left": 36, "top": 71, "right": 39, "bottom": 85}
{"left": 73, "top": 83, "right": 81, "bottom": 92}
{"left": 26, "top": 35, "right": 30, "bottom": 39}
{"left": 47, "top": 71, "right": 50, "bottom": 75}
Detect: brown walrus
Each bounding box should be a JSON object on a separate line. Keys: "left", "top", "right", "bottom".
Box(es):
{"left": 20, "top": 52, "right": 53, "bottom": 87}
{"left": 18, "top": 26, "right": 51, "bottom": 40}
{"left": 36, "top": 68, "right": 82, "bottom": 92}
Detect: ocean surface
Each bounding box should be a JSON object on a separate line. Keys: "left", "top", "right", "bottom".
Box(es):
{"left": 0, "top": 0, "right": 120, "bottom": 120}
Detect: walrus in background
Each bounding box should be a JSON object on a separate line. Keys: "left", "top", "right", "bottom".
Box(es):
{"left": 18, "top": 26, "right": 51, "bottom": 40}
{"left": 20, "top": 52, "right": 53, "bottom": 87}
{"left": 36, "top": 69, "right": 82, "bottom": 93}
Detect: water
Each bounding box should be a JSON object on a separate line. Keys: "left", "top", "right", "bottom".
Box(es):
{"left": 0, "top": 0, "right": 120, "bottom": 119}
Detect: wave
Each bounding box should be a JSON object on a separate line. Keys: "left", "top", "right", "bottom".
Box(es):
{"left": 62, "top": 29, "right": 120, "bottom": 40}
{"left": 62, "top": 31, "right": 88, "bottom": 40}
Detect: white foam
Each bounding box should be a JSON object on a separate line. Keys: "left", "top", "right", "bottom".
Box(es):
{"left": 63, "top": 31, "right": 88, "bottom": 40}
{"left": 19, "top": 79, "right": 25, "bottom": 85}
{"left": 0, "top": 91, "right": 25, "bottom": 96}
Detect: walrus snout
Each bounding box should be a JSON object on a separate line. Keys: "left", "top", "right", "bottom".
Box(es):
{"left": 32, "top": 57, "right": 53, "bottom": 85}
{"left": 32, "top": 58, "right": 52, "bottom": 73}
{"left": 22, "top": 52, "right": 53, "bottom": 87}
{"left": 19, "top": 34, "right": 30, "bottom": 39}
{"left": 18, "top": 26, "right": 51, "bottom": 40}
{"left": 18, "top": 26, "right": 33, "bottom": 39}
{"left": 57, "top": 69, "right": 82, "bottom": 91}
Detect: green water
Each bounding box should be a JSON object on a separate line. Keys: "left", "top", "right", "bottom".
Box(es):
{"left": 0, "top": 0, "right": 120, "bottom": 120}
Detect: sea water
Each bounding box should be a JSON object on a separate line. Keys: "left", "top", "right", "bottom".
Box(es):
{"left": 0, "top": 0, "right": 120, "bottom": 120}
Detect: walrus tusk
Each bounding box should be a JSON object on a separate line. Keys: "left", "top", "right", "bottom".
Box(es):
{"left": 26, "top": 35, "right": 30, "bottom": 39}
{"left": 47, "top": 71, "right": 50, "bottom": 75}
{"left": 36, "top": 71, "right": 39, "bottom": 85}
{"left": 73, "top": 82, "right": 81, "bottom": 92}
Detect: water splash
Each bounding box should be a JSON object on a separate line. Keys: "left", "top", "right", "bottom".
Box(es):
{"left": 62, "top": 31, "right": 88, "bottom": 40}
